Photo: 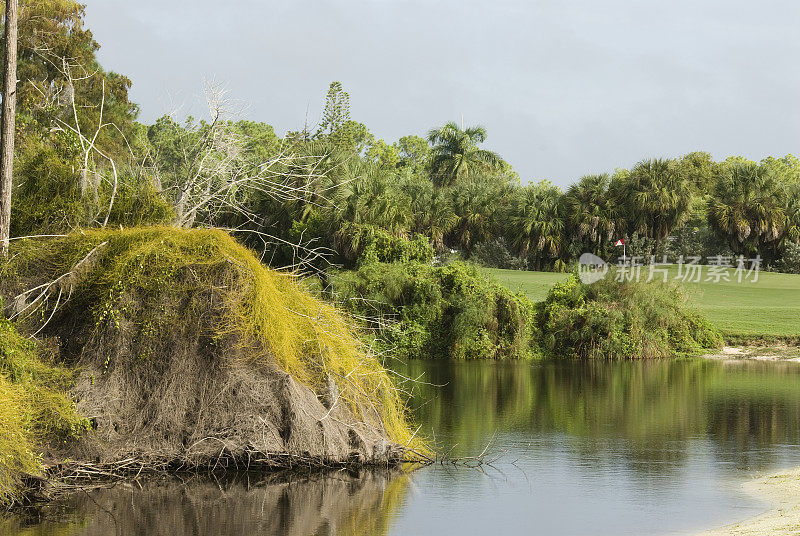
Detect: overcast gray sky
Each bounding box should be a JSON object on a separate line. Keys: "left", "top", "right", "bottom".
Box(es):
{"left": 84, "top": 0, "right": 800, "bottom": 186}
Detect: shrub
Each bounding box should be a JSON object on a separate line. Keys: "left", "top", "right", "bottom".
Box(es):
{"left": 331, "top": 262, "right": 539, "bottom": 360}
{"left": 777, "top": 242, "right": 800, "bottom": 274}
{"left": 471, "top": 238, "right": 527, "bottom": 270}
{"left": 536, "top": 274, "right": 722, "bottom": 359}
{"left": 358, "top": 228, "right": 434, "bottom": 266}
{"left": 11, "top": 144, "right": 174, "bottom": 236}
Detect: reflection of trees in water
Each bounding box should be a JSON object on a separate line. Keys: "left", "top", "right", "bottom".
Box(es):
{"left": 0, "top": 470, "right": 410, "bottom": 536}
{"left": 397, "top": 359, "right": 800, "bottom": 471}
{"left": 0, "top": 512, "right": 87, "bottom": 536}
{"left": 4, "top": 360, "right": 800, "bottom": 535}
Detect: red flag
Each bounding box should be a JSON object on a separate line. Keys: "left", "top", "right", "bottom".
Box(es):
{"left": 614, "top": 239, "right": 625, "bottom": 246}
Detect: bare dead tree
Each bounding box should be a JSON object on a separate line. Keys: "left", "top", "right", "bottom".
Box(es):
{"left": 160, "top": 83, "right": 333, "bottom": 229}
{"left": 0, "top": 0, "right": 18, "bottom": 257}
{"left": 53, "top": 76, "right": 121, "bottom": 227}
{"left": 144, "top": 82, "right": 345, "bottom": 271}
{"left": 14, "top": 51, "right": 341, "bottom": 271}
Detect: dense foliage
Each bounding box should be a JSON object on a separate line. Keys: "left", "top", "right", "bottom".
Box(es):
{"left": 537, "top": 275, "right": 722, "bottom": 359}
{"left": 331, "top": 262, "right": 539, "bottom": 360}
{"left": 5, "top": 4, "right": 800, "bottom": 272}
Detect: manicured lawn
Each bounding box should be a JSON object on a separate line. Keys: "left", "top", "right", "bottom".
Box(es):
{"left": 485, "top": 267, "right": 800, "bottom": 338}
{"left": 484, "top": 269, "right": 569, "bottom": 302}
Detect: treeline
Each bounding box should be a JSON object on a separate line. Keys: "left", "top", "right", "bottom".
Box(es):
{"left": 7, "top": 3, "right": 800, "bottom": 275}
{"left": 0, "top": 2, "right": 733, "bottom": 366}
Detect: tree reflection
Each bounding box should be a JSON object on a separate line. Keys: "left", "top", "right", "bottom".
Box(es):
{"left": 396, "top": 359, "right": 800, "bottom": 471}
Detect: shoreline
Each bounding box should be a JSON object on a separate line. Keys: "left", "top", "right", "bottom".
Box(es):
{"left": 696, "top": 467, "right": 800, "bottom": 536}
{"left": 701, "top": 345, "right": 800, "bottom": 362}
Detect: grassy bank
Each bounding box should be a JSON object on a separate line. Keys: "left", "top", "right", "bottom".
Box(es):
{"left": 486, "top": 267, "right": 800, "bottom": 340}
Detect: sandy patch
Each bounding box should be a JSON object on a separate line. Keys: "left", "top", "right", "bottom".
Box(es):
{"left": 722, "top": 347, "right": 745, "bottom": 355}
{"left": 697, "top": 467, "right": 800, "bottom": 535}
{"left": 701, "top": 346, "right": 800, "bottom": 362}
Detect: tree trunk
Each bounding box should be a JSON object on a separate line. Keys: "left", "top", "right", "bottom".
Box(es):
{"left": 0, "top": 0, "right": 18, "bottom": 257}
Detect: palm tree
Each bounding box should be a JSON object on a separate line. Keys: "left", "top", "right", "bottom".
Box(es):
{"left": 448, "top": 178, "right": 504, "bottom": 253}
{"left": 333, "top": 161, "right": 412, "bottom": 234}
{"left": 618, "top": 158, "right": 692, "bottom": 248}
{"left": 397, "top": 173, "right": 457, "bottom": 250}
{"left": 563, "top": 174, "right": 616, "bottom": 257}
{"left": 329, "top": 161, "right": 414, "bottom": 261}
{"left": 427, "top": 122, "right": 503, "bottom": 187}
{"left": 708, "top": 162, "right": 787, "bottom": 259}
{"left": 510, "top": 182, "right": 565, "bottom": 270}
{"left": 784, "top": 183, "right": 800, "bottom": 247}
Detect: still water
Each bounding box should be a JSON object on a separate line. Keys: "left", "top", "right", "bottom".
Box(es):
{"left": 4, "top": 358, "right": 800, "bottom": 536}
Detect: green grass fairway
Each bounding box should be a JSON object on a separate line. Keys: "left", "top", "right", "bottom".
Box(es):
{"left": 485, "top": 267, "right": 800, "bottom": 339}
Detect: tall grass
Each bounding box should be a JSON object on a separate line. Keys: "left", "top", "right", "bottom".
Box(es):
{"left": 0, "top": 310, "right": 87, "bottom": 506}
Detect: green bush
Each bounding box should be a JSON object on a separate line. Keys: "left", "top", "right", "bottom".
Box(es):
{"left": 11, "top": 144, "right": 174, "bottom": 237}
{"left": 358, "top": 228, "right": 434, "bottom": 266}
{"left": 536, "top": 274, "right": 722, "bottom": 359}
{"left": 287, "top": 218, "right": 435, "bottom": 269}
{"left": 777, "top": 242, "right": 800, "bottom": 274}
{"left": 331, "top": 262, "right": 539, "bottom": 360}
{"left": 470, "top": 238, "right": 527, "bottom": 270}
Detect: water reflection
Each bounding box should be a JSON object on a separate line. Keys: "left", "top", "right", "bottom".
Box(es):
{"left": 388, "top": 358, "right": 800, "bottom": 535}
{"left": 400, "top": 359, "right": 800, "bottom": 472}
{"left": 4, "top": 358, "right": 800, "bottom": 535}
{"left": 0, "top": 471, "right": 410, "bottom": 536}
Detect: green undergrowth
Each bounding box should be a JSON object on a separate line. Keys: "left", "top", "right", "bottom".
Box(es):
{"left": 537, "top": 274, "right": 723, "bottom": 359}
{"left": 330, "top": 262, "right": 539, "bottom": 359}
{"left": 1, "top": 227, "right": 415, "bottom": 448}
{"left": 0, "top": 305, "right": 88, "bottom": 506}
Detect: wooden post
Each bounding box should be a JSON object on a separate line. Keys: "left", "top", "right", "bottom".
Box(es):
{"left": 0, "top": 0, "right": 18, "bottom": 257}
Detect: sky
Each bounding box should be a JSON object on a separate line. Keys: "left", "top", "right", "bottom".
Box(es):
{"left": 83, "top": 0, "right": 800, "bottom": 187}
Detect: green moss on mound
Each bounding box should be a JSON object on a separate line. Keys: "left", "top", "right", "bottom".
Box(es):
{"left": 537, "top": 275, "right": 723, "bottom": 359}
{"left": 0, "top": 308, "right": 88, "bottom": 506}
{"left": 1, "top": 227, "right": 415, "bottom": 467}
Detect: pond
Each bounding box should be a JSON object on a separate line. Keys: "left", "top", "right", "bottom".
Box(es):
{"left": 4, "top": 358, "right": 800, "bottom": 535}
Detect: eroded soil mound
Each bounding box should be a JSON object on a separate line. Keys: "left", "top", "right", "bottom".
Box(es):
{"left": 1, "top": 228, "right": 413, "bottom": 469}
